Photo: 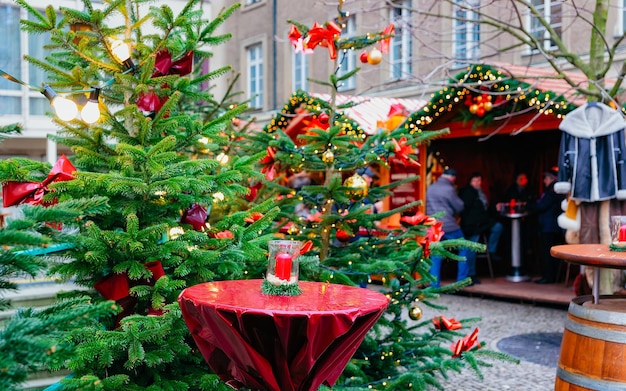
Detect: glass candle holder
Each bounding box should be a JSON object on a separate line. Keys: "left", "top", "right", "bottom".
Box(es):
{"left": 610, "top": 216, "right": 626, "bottom": 245}
{"left": 266, "top": 240, "right": 302, "bottom": 285}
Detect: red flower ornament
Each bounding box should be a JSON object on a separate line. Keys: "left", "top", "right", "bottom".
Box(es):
{"left": 304, "top": 21, "right": 342, "bottom": 60}
{"left": 259, "top": 147, "right": 277, "bottom": 180}
{"left": 214, "top": 230, "right": 233, "bottom": 239}
{"left": 433, "top": 315, "right": 462, "bottom": 331}
{"left": 451, "top": 328, "right": 480, "bottom": 358}
{"left": 244, "top": 212, "right": 264, "bottom": 224}
{"left": 392, "top": 137, "right": 419, "bottom": 167}
{"left": 379, "top": 24, "right": 395, "bottom": 54}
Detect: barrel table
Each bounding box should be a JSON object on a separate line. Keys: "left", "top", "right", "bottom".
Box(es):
{"left": 550, "top": 244, "right": 626, "bottom": 391}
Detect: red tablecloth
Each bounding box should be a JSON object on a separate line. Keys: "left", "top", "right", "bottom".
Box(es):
{"left": 178, "top": 280, "right": 389, "bottom": 391}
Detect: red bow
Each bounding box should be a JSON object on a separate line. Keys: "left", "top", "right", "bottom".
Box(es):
{"left": 214, "top": 230, "right": 233, "bottom": 239}
{"left": 379, "top": 24, "right": 395, "bottom": 54}
{"left": 244, "top": 212, "right": 264, "bottom": 224}
{"left": 153, "top": 50, "right": 193, "bottom": 77}
{"left": 137, "top": 91, "right": 166, "bottom": 114}
{"left": 400, "top": 212, "right": 436, "bottom": 226}
{"left": 305, "top": 21, "right": 342, "bottom": 60}
{"left": 433, "top": 315, "right": 462, "bottom": 331}
{"left": 451, "top": 328, "right": 480, "bottom": 358}
{"left": 259, "top": 147, "right": 277, "bottom": 180}
{"left": 417, "top": 221, "right": 444, "bottom": 258}
{"left": 299, "top": 240, "right": 313, "bottom": 255}
{"left": 392, "top": 137, "right": 419, "bottom": 167}
{"left": 181, "top": 203, "right": 207, "bottom": 231}
{"left": 2, "top": 154, "right": 76, "bottom": 207}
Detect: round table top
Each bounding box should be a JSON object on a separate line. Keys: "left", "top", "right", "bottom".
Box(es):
{"left": 501, "top": 212, "right": 528, "bottom": 219}
{"left": 179, "top": 279, "right": 390, "bottom": 315}
{"left": 551, "top": 244, "right": 626, "bottom": 269}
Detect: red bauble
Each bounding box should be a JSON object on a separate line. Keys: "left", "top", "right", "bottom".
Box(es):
{"left": 359, "top": 50, "right": 369, "bottom": 63}
{"left": 336, "top": 229, "right": 352, "bottom": 242}
{"left": 318, "top": 112, "right": 329, "bottom": 124}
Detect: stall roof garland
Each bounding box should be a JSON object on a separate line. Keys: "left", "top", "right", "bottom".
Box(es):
{"left": 401, "top": 64, "right": 579, "bottom": 134}
{"left": 264, "top": 90, "right": 366, "bottom": 139}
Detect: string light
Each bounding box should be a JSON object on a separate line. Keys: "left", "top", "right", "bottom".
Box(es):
{"left": 110, "top": 38, "right": 135, "bottom": 70}
{"left": 41, "top": 84, "right": 79, "bottom": 121}
{"left": 81, "top": 87, "right": 101, "bottom": 124}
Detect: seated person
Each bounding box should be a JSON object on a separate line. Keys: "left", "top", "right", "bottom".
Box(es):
{"left": 459, "top": 172, "right": 503, "bottom": 282}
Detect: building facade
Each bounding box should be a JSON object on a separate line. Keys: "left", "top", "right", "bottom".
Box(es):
{"left": 3, "top": 0, "right": 626, "bottom": 161}
{"left": 210, "top": 0, "right": 626, "bottom": 117}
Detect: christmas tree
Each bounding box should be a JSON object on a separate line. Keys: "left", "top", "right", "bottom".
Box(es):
{"left": 0, "top": 0, "right": 516, "bottom": 389}
{"left": 0, "top": 137, "right": 114, "bottom": 390}
{"left": 2, "top": 0, "right": 276, "bottom": 389}
{"left": 234, "top": 3, "right": 516, "bottom": 390}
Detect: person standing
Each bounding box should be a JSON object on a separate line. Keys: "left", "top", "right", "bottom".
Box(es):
{"left": 426, "top": 168, "right": 471, "bottom": 287}
{"left": 528, "top": 169, "right": 566, "bottom": 284}
{"left": 459, "top": 172, "right": 503, "bottom": 284}
{"left": 503, "top": 172, "right": 536, "bottom": 208}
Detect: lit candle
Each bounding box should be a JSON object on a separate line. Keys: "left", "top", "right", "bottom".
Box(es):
{"left": 619, "top": 225, "right": 626, "bottom": 242}
{"left": 275, "top": 252, "right": 293, "bottom": 280}
{"left": 509, "top": 199, "right": 516, "bottom": 214}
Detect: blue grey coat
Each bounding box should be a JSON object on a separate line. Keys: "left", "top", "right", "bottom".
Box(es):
{"left": 555, "top": 102, "right": 626, "bottom": 202}
{"left": 426, "top": 176, "right": 464, "bottom": 232}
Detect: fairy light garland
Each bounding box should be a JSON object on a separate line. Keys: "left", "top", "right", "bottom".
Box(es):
{"left": 401, "top": 64, "right": 579, "bottom": 134}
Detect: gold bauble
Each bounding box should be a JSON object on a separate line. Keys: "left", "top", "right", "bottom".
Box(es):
{"left": 469, "top": 104, "right": 478, "bottom": 114}
{"left": 343, "top": 174, "right": 369, "bottom": 199}
{"left": 484, "top": 101, "right": 493, "bottom": 112}
{"left": 322, "top": 149, "right": 335, "bottom": 163}
{"left": 408, "top": 304, "right": 423, "bottom": 321}
{"left": 367, "top": 48, "right": 383, "bottom": 65}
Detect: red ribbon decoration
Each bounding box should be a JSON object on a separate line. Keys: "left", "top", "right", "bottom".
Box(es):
{"left": 138, "top": 50, "right": 193, "bottom": 114}
{"left": 379, "top": 24, "right": 395, "bottom": 54}
{"left": 451, "top": 328, "right": 480, "bottom": 358}
{"left": 299, "top": 240, "right": 313, "bottom": 255}
{"left": 259, "top": 147, "right": 277, "bottom": 180}
{"left": 392, "top": 137, "right": 419, "bottom": 167}
{"left": 400, "top": 212, "right": 436, "bottom": 226}
{"left": 153, "top": 49, "right": 194, "bottom": 77}
{"left": 433, "top": 315, "right": 462, "bottom": 331}
{"left": 181, "top": 203, "right": 207, "bottom": 231}
{"left": 2, "top": 154, "right": 76, "bottom": 207}
{"left": 214, "top": 230, "right": 233, "bottom": 239}
{"left": 244, "top": 212, "right": 264, "bottom": 224}
{"left": 417, "top": 221, "right": 444, "bottom": 258}
{"left": 304, "top": 21, "right": 342, "bottom": 60}
{"left": 137, "top": 91, "right": 166, "bottom": 114}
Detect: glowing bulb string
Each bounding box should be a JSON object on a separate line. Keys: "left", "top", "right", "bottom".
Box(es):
{"left": 0, "top": 66, "right": 133, "bottom": 123}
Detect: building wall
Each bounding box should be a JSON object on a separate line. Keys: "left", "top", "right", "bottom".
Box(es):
{"left": 212, "top": 0, "right": 626, "bottom": 121}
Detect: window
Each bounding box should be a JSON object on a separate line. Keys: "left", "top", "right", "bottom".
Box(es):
{"left": 529, "top": 0, "right": 562, "bottom": 50}
{"left": 0, "top": 4, "right": 51, "bottom": 117}
{"left": 247, "top": 43, "right": 263, "bottom": 109}
{"left": 622, "top": 0, "right": 626, "bottom": 33}
{"left": 337, "top": 17, "right": 356, "bottom": 91}
{"left": 389, "top": 1, "right": 412, "bottom": 80}
{"left": 453, "top": 0, "right": 480, "bottom": 67}
{"left": 293, "top": 51, "right": 309, "bottom": 91}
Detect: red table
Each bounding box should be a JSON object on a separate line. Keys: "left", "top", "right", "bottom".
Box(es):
{"left": 178, "top": 279, "right": 389, "bottom": 391}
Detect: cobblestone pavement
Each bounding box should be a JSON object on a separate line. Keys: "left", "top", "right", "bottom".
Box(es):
{"left": 420, "top": 294, "right": 568, "bottom": 391}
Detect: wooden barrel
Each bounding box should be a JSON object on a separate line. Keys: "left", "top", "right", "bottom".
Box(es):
{"left": 555, "top": 295, "right": 626, "bottom": 391}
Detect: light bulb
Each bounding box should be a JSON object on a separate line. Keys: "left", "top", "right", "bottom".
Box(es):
{"left": 81, "top": 88, "right": 101, "bottom": 124}
{"left": 41, "top": 85, "right": 78, "bottom": 121}
{"left": 109, "top": 38, "right": 135, "bottom": 69}
{"left": 216, "top": 152, "right": 229, "bottom": 165}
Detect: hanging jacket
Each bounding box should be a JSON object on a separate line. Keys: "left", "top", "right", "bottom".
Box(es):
{"left": 555, "top": 102, "right": 626, "bottom": 202}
